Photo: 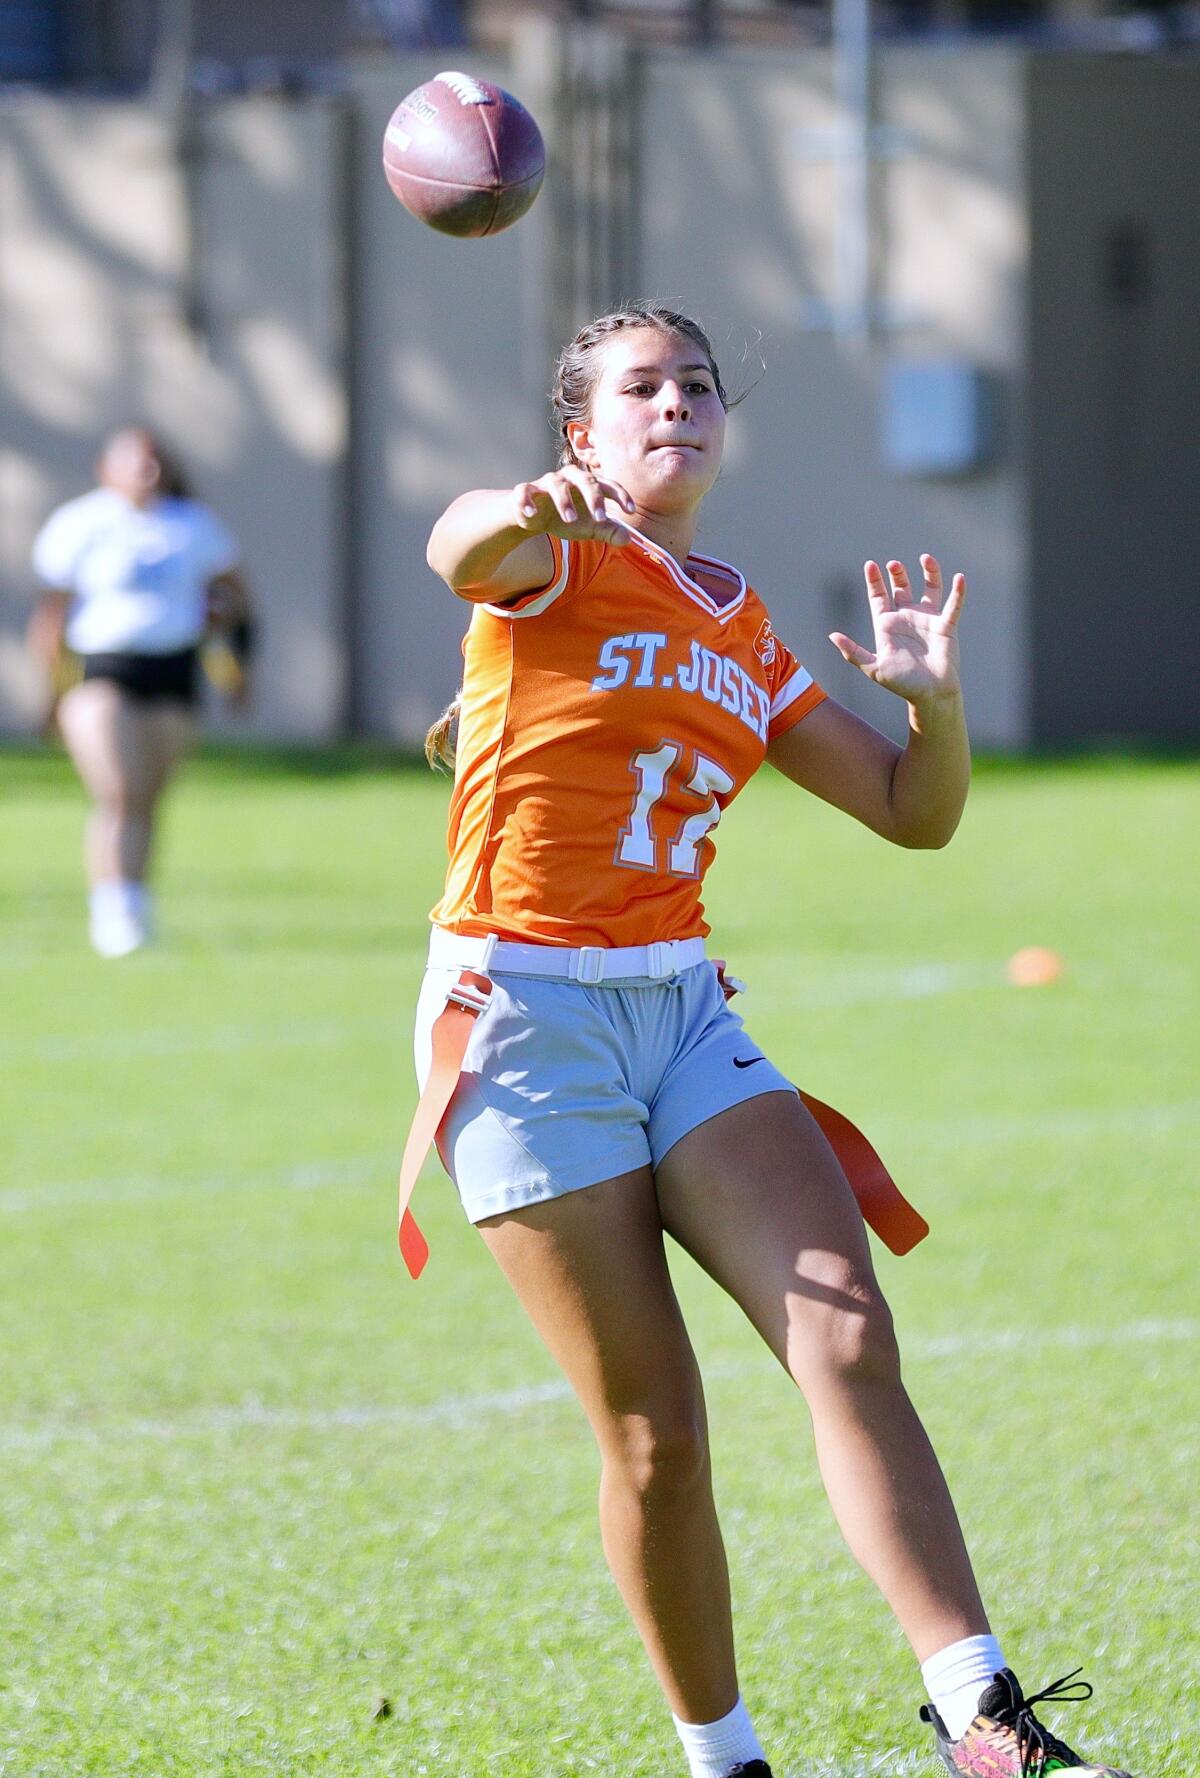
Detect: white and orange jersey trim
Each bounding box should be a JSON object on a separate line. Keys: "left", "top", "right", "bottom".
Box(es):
{"left": 432, "top": 526, "right": 825, "bottom": 948}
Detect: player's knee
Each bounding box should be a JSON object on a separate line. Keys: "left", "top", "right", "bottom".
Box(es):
{"left": 793, "top": 1289, "right": 901, "bottom": 1390}
{"left": 606, "top": 1407, "right": 709, "bottom": 1501}
{"left": 100, "top": 784, "right": 154, "bottom": 821}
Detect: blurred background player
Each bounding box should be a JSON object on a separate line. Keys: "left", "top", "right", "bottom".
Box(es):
{"left": 417, "top": 303, "right": 1133, "bottom": 1778}
{"left": 27, "top": 425, "right": 255, "bottom": 957}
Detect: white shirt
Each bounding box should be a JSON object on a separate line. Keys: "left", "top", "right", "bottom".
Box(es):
{"left": 32, "top": 489, "right": 240, "bottom": 656}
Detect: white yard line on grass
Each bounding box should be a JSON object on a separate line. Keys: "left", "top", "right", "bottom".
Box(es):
{"left": 0, "top": 1153, "right": 396, "bottom": 1215}
{"left": 0, "top": 961, "right": 1041, "bottom": 1068}
{"left": 780, "top": 1758, "right": 928, "bottom": 1778}
{"left": 9, "top": 955, "right": 1192, "bottom": 1067}
{"left": 0, "top": 1011, "right": 410, "bottom": 1064}
{"left": 0, "top": 1318, "right": 1195, "bottom": 1453}
{"left": 908, "top": 1317, "right": 1199, "bottom": 1361}
{"left": 748, "top": 961, "right": 1005, "bottom": 1008}
{"left": 874, "top": 1098, "right": 1200, "bottom": 1148}
{"left": 5, "top": 1097, "right": 1197, "bottom": 1217}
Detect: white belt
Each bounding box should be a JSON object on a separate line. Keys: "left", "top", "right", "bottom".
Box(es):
{"left": 428, "top": 927, "right": 707, "bottom": 985}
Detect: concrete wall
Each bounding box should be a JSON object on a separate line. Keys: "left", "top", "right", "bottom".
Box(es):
{"left": 636, "top": 45, "right": 1029, "bottom": 744}
{"left": 1026, "top": 53, "right": 1200, "bottom": 745}
{"left": 347, "top": 55, "right": 544, "bottom": 739}
{"left": 0, "top": 94, "right": 350, "bottom": 738}
{"left": 346, "top": 41, "right": 1033, "bottom": 748}
{"left": 3, "top": 43, "right": 1192, "bottom": 751}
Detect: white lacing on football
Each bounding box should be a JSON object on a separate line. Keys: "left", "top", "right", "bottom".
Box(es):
{"left": 434, "top": 70, "right": 494, "bottom": 106}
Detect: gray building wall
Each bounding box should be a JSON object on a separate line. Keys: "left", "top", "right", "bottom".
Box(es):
{"left": 1027, "top": 53, "right": 1200, "bottom": 745}
{"left": 348, "top": 56, "right": 544, "bottom": 739}
{"left": 0, "top": 95, "right": 350, "bottom": 738}
{"left": 348, "top": 41, "right": 1035, "bottom": 749}
{"left": 634, "top": 45, "right": 1029, "bottom": 745}
{"left": 1, "top": 42, "right": 1195, "bottom": 750}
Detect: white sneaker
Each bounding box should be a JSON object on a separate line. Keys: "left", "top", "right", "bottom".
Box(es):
{"left": 126, "top": 882, "right": 155, "bottom": 941}
{"left": 88, "top": 883, "right": 150, "bottom": 958}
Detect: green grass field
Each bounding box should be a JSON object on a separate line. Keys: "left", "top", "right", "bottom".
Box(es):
{"left": 0, "top": 745, "right": 1196, "bottom": 1778}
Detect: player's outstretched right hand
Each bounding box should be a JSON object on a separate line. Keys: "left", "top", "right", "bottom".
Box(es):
{"left": 513, "top": 469, "right": 635, "bottom": 546}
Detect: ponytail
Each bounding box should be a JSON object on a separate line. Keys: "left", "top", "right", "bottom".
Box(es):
{"left": 424, "top": 692, "right": 460, "bottom": 771}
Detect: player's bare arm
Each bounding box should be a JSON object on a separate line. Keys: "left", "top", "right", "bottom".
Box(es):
{"left": 26, "top": 588, "right": 70, "bottom": 676}
{"left": 768, "top": 555, "right": 970, "bottom": 849}
{"left": 426, "top": 469, "right": 635, "bottom": 599}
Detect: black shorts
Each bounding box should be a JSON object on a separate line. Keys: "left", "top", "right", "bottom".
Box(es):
{"left": 81, "top": 647, "right": 200, "bottom": 708}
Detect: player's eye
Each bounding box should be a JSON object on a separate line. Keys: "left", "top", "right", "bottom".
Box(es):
{"left": 623, "top": 382, "right": 655, "bottom": 396}
{"left": 687, "top": 381, "right": 715, "bottom": 395}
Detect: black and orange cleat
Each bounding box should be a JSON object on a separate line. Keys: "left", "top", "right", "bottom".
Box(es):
{"left": 921, "top": 1668, "right": 1132, "bottom": 1778}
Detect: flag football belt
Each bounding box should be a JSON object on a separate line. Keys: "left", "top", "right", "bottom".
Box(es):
{"left": 396, "top": 937, "right": 930, "bottom": 1279}
{"left": 426, "top": 927, "right": 709, "bottom": 983}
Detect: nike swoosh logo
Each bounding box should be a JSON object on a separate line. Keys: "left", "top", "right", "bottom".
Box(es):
{"left": 733, "top": 1056, "right": 764, "bottom": 1069}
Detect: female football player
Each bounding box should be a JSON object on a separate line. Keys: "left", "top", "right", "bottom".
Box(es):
{"left": 29, "top": 426, "right": 254, "bottom": 956}
{"left": 417, "top": 302, "right": 1130, "bottom": 1778}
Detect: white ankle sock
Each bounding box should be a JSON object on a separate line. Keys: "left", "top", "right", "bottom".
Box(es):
{"left": 922, "top": 1634, "right": 1007, "bottom": 1741}
{"left": 673, "top": 1695, "right": 765, "bottom": 1778}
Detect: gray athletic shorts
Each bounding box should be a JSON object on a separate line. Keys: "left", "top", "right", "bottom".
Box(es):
{"left": 413, "top": 953, "right": 796, "bottom": 1223}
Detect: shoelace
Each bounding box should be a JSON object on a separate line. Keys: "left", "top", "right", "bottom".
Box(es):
{"left": 999, "top": 1669, "right": 1095, "bottom": 1777}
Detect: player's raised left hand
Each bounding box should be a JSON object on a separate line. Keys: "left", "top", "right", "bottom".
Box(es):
{"left": 829, "top": 555, "right": 965, "bottom": 705}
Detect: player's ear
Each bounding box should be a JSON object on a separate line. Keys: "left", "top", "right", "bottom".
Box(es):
{"left": 565, "top": 420, "right": 597, "bottom": 470}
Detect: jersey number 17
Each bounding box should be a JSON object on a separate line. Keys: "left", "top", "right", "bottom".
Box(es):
{"left": 616, "top": 742, "right": 734, "bottom": 880}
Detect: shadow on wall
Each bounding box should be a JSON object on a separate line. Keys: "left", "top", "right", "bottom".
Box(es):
{"left": 0, "top": 94, "right": 349, "bottom": 741}
{"left": 635, "top": 47, "right": 1028, "bottom": 746}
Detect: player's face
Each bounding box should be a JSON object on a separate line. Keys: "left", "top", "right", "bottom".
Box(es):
{"left": 581, "top": 328, "right": 725, "bottom": 512}
{"left": 98, "top": 429, "right": 163, "bottom": 504}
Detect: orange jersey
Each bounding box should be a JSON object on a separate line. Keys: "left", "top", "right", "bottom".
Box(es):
{"left": 431, "top": 526, "right": 826, "bottom": 947}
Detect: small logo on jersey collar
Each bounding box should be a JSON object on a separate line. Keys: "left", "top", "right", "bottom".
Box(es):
{"left": 753, "top": 619, "right": 777, "bottom": 666}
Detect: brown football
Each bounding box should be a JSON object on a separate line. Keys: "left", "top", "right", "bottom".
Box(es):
{"left": 382, "top": 70, "right": 546, "bottom": 238}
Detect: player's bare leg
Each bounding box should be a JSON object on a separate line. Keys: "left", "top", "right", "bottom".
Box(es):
{"left": 60, "top": 684, "right": 194, "bottom": 881}
{"left": 60, "top": 681, "right": 154, "bottom": 883}
{"left": 58, "top": 681, "right": 194, "bottom": 952}
{"left": 479, "top": 1167, "right": 740, "bottom": 1726}
{"left": 139, "top": 700, "right": 195, "bottom": 861}
{"left": 655, "top": 1090, "right": 990, "bottom": 1662}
